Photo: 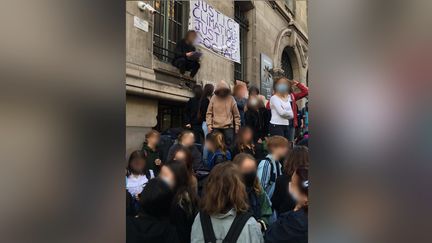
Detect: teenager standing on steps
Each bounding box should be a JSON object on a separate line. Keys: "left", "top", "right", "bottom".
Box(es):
{"left": 269, "top": 77, "right": 294, "bottom": 140}
{"left": 206, "top": 80, "right": 241, "bottom": 147}
{"left": 198, "top": 83, "right": 214, "bottom": 163}
{"left": 184, "top": 85, "right": 204, "bottom": 144}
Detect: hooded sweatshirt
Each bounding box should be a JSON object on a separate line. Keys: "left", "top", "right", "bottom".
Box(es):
{"left": 206, "top": 80, "right": 241, "bottom": 131}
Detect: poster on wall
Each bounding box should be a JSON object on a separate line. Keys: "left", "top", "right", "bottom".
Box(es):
{"left": 260, "top": 53, "right": 273, "bottom": 100}
{"left": 189, "top": 0, "right": 241, "bottom": 63}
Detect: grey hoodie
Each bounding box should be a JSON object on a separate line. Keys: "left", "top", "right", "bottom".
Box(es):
{"left": 191, "top": 209, "right": 264, "bottom": 243}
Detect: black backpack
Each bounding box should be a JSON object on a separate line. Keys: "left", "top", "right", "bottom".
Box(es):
{"left": 199, "top": 211, "right": 253, "bottom": 243}
{"left": 263, "top": 157, "right": 282, "bottom": 184}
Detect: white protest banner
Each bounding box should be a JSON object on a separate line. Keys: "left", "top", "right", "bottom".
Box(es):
{"left": 189, "top": 0, "right": 241, "bottom": 63}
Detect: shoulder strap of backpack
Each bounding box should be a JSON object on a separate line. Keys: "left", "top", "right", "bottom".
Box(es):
{"left": 200, "top": 211, "right": 217, "bottom": 243}
{"left": 222, "top": 211, "right": 253, "bottom": 243}
{"left": 265, "top": 157, "right": 276, "bottom": 183}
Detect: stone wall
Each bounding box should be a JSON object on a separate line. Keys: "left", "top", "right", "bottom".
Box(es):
{"left": 125, "top": 0, "right": 309, "bottom": 156}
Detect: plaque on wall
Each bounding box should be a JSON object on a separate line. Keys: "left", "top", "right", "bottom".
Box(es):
{"left": 260, "top": 53, "right": 273, "bottom": 100}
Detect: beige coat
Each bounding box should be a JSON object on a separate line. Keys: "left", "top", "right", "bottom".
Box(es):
{"left": 206, "top": 80, "right": 241, "bottom": 131}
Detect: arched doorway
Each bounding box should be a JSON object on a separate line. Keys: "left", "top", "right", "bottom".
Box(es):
{"left": 281, "top": 47, "right": 294, "bottom": 79}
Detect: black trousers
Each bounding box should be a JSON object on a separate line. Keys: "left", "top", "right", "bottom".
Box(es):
{"left": 173, "top": 57, "right": 200, "bottom": 77}
{"left": 269, "top": 124, "right": 291, "bottom": 140}
{"left": 213, "top": 128, "right": 235, "bottom": 148}
{"left": 191, "top": 124, "right": 204, "bottom": 144}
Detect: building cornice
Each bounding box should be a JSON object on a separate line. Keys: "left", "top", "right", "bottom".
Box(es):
{"left": 268, "top": 0, "right": 308, "bottom": 44}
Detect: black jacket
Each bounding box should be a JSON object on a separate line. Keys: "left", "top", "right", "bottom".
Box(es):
{"left": 271, "top": 174, "right": 296, "bottom": 215}
{"left": 245, "top": 107, "right": 270, "bottom": 142}
{"left": 184, "top": 97, "right": 201, "bottom": 126}
{"left": 167, "top": 143, "right": 203, "bottom": 171}
{"left": 198, "top": 97, "right": 210, "bottom": 124}
{"left": 170, "top": 196, "right": 198, "bottom": 243}
{"left": 265, "top": 208, "right": 308, "bottom": 243}
{"left": 127, "top": 214, "right": 180, "bottom": 243}
{"left": 172, "top": 39, "right": 196, "bottom": 63}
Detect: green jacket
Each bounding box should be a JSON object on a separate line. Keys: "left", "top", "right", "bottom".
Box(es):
{"left": 141, "top": 143, "right": 160, "bottom": 175}
{"left": 258, "top": 186, "right": 273, "bottom": 228}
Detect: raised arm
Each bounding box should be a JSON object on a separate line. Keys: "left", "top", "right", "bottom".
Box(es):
{"left": 231, "top": 97, "right": 241, "bottom": 133}
{"left": 205, "top": 97, "right": 214, "bottom": 132}
{"left": 292, "top": 81, "right": 309, "bottom": 100}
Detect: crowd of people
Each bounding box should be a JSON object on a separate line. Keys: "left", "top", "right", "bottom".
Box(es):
{"left": 126, "top": 75, "right": 309, "bottom": 242}
{"left": 126, "top": 29, "right": 309, "bottom": 243}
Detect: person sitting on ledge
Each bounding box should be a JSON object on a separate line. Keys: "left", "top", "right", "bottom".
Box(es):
{"left": 172, "top": 30, "right": 201, "bottom": 79}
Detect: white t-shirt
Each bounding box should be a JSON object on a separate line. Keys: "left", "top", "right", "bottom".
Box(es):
{"left": 269, "top": 95, "right": 294, "bottom": 125}
{"left": 126, "top": 170, "right": 154, "bottom": 197}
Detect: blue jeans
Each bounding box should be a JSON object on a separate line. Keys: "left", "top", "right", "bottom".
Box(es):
{"left": 287, "top": 125, "right": 295, "bottom": 141}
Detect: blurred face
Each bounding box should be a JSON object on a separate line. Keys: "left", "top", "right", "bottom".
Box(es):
{"left": 147, "top": 134, "right": 160, "bottom": 146}
{"left": 205, "top": 140, "right": 215, "bottom": 152}
{"left": 243, "top": 130, "right": 253, "bottom": 142}
{"left": 130, "top": 158, "right": 145, "bottom": 174}
{"left": 240, "top": 158, "right": 257, "bottom": 187}
{"left": 174, "top": 150, "right": 187, "bottom": 161}
{"left": 186, "top": 32, "right": 197, "bottom": 43}
{"left": 159, "top": 166, "right": 175, "bottom": 189}
{"left": 181, "top": 133, "right": 195, "bottom": 146}
{"left": 239, "top": 158, "right": 256, "bottom": 174}
{"left": 272, "top": 146, "right": 289, "bottom": 159}
{"left": 275, "top": 79, "right": 290, "bottom": 94}
{"left": 289, "top": 172, "right": 308, "bottom": 206}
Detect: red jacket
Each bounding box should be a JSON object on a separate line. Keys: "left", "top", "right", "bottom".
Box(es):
{"left": 266, "top": 82, "right": 308, "bottom": 127}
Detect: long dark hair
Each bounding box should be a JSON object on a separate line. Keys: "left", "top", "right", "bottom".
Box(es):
{"left": 172, "top": 146, "right": 194, "bottom": 176}
{"left": 164, "top": 160, "right": 198, "bottom": 216}
{"left": 294, "top": 166, "right": 309, "bottom": 212}
{"left": 126, "top": 150, "right": 151, "bottom": 178}
{"left": 139, "top": 178, "right": 174, "bottom": 217}
{"left": 197, "top": 83, "right": 214, "bottom": 121}
{"left": 284, "top": 145, "right": 309, "bottom": 177}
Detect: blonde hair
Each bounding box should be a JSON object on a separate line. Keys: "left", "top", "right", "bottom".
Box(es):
{"left": 208, "top": 131, "right": 227, "bottom": 154}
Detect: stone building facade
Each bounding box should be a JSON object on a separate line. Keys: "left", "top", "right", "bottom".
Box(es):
{"left": 126, "top": 0, "right": 308, "bottom": 155}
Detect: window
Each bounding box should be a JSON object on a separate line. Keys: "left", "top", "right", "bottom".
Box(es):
{"left": 284, "top": 0, "right": 296, "bottom": 15}
{"left": 155, "top": 102, "right": 184, "bottom": 132}
{"left": 281, "top": 47, "right": 294, "bottom": 80}
{"left": 234, "top": 1, "right": 249, "bottom": 81}
{"left": 153, "top": 0, "right": 186, "bottom": 63}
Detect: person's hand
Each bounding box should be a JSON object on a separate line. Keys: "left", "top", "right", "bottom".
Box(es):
{"left": 292, "top": 80, "right": 300, "bottom": 86}
{"left": 235, "top": 128, "right": 239, "bottom": 134}
{"left": 257, "top": 138, "right": 263, "bottom": 144}
{"left": 208, "top": 127, "right": 212, "bottom": 133}
{"left": 186, "top": 52, "right": 194, "bottom": 57}
{"left": 185, "top": 124, "right": 191, "bottom": 128}
{"left": 155, "top": 159, "right": 162, "bottom": 166}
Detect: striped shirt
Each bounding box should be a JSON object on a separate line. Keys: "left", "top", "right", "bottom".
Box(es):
{"left": 257, "top": 154, "right": 282, "bottom": 200}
